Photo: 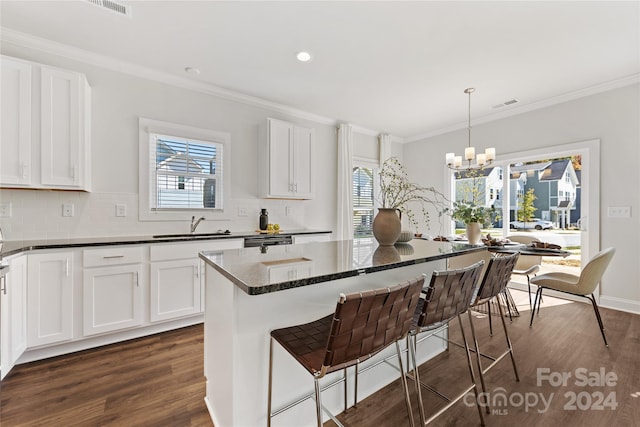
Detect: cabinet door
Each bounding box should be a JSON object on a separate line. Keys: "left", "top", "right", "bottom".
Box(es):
{"left": 83, "top": 265, "right": 143, "bottom": 336}
{"left": 0, "top": 56, "right": 32, "bottom": 186}
{"left": 27, "top": 252, "right": 74, "bottom": 347}
{"left": 268, "top": 118, "right": 294, "bottom": 197}
{"left": 40, "top": 67, "right": 84, "bottom": 188}
{"left": 149, "top": 259, "right": 201, "bottom": 322}
{"left": 292, "top": 126, "right": 314, "bottom": 198}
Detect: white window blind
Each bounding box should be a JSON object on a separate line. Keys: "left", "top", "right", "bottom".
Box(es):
{"left": 353, "top": 166, "right": 375, "bottom": 237}
{"left": 149, "top": 133, "right": 223, "bottom": 210}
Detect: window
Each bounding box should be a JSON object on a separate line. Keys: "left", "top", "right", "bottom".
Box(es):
{"left": 139, "top": 118, "right": 230, "bottom": 221}
{"left": 353, "top": 165, "right": 376, "bottom": 237}
{"left": 150, "top": 133, "right": 222, "bottom": 210}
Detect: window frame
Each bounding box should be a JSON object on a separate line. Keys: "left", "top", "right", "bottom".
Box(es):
{"left": 352, "top": 158, "right": 380, "bottom": 238}
{"left": 139, "top": 117, "right": 231, "bottom": 222}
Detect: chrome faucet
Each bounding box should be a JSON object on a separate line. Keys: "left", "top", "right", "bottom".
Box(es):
{"left": 190, "top": 216, "right": 205, "bottom": 233}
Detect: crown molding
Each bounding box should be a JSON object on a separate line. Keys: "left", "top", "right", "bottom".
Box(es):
{"left": 405, "top": 73, "right": 640, "bottom": 143}
{"left": 0, "top": 27, "right": 391, "bottom": 138}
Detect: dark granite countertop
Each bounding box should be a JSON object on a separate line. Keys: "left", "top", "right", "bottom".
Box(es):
{"left": 199, "top": 238, "right": 486, "bottom": 295}
{"left": 0, "top": 229, "right": 331, "bottom": 259}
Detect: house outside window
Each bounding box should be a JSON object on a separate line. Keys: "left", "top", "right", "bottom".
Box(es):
{"left": 150, "top": 133, "right": 223, "bottom": 210}
{"left": 353, "top": 165, "right": 377, "bottom": 237}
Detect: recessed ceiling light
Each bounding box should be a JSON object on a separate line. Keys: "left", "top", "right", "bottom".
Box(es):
{"left": 184, "top": 67, "right": 201, "bottom": 76}
{"left": 296, "top": 51, "right": 312, "bottom": 62}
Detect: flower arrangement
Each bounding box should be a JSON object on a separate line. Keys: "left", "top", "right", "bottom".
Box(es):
{"left": 449, "top": 200, "right": 495, "bottom": 225}
{"left": 378, "top": 157, "right": 449, "bottom": 233}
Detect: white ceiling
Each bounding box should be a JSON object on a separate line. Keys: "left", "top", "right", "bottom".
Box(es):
{"left": 1, "top": 1, "right": 638, "bottom": 140}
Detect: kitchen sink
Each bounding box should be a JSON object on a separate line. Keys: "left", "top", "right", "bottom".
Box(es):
{"left": 153, "top": 230, "right": 231, "bottom": 239}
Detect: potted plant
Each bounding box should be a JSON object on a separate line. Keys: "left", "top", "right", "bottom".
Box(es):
{"left": 448, "top": 169, "right": 498, "bottom": 244}
{"left": 374, "top": 157, "right": 448, "bottom": 245}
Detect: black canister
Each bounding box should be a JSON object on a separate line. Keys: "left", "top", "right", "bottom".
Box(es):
{"left": 259, "top": 209, "right": 269, "bottom": 230}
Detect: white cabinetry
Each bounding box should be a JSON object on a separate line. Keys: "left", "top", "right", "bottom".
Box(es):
{"left": 0, "top": 55, "right": 91, "bottom": 191}
{"left": 292, "top": 233, "right": 331, "bottom": 244}
{"left": 259, "top": 118, "right": 314, "bottom": 199}
{"left": 82, "top": 247, "right": 144, "bottom": 336}
{"left": 149, "top": 239, "right": 243, "bottom": 322}
{"left": 1, "top": 256, "right": 27, "bottom": 380}
{"left": 0, "top": 56, "right": 32, "bottom": 186}
{"left": 27, "top": 251, "right": 74, "bottom": 347}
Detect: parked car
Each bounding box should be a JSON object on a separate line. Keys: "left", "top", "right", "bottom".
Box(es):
{"left": 509, "top": 218, "right": 554, "bottom": 230}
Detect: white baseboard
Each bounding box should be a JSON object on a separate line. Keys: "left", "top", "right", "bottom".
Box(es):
{"left": 599, "top": 295, "right": 640, "bottom": 315}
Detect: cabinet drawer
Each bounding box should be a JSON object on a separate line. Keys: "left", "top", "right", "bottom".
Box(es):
{"left": 83, "top": 246, "right": 144, "bottom": 267}
{"left": 150, "top": 239, "right": 243, "bottom": 262}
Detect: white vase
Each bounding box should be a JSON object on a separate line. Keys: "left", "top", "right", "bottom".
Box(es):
{"left": 466, "top": 222, "right": 482, "bottom": 245}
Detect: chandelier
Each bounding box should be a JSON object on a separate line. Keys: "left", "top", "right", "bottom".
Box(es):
{"left": 445, "top": 88, "right": 495, "bottom": 170}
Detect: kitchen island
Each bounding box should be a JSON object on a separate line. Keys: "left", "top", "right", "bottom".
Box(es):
{"left": 199, "top": 238, "right": 486, "bottom": 427}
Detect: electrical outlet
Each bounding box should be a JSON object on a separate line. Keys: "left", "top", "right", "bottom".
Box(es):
{"left": 0, "top": 202, "right": 11, "bottom": 217}
{"left": 62, "top": 203, "right": 74, "bottom": 217}
{"left": 285, "top": 206, "right": 292, "bottom": 216}
{"left": 608, "top": 206, "right": 631, "bottom": 218}
{"left": 116, "top": 203, "right": 127, "bottom": 217}
{"left": 238, "top": 207, "right": 248, "bottom": 217}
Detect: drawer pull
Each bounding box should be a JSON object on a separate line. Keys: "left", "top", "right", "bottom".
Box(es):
{"left": 103, "top": 255, "right": 125, "bottom": 259}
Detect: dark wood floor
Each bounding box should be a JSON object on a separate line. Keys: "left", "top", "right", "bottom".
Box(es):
{"left": 1, "top": 290, "right": 639, "bottom": 426}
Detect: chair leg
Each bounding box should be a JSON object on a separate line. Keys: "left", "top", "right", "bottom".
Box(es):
{"left": 586, "top": 294, "right": 609, "bottom": 347}
{"left": 353, "top": 362, "right": 359, "bottom": 408}
{"left": 396, "top": 340, "right": 416, "bottom": 427}
{"left": 343, "top": 367, "right": 348, "bottom": 412}
{"left": 313, "top": 378, "right": 323, "bottom": 427}
{"left": 530, "top": 287, "right": 544, "bottom": 327}
{"left": 526, "top": 275, "right": 532, "bottom": 310}
{"left": 486, "top": 301, "right": 493, "bottom": 336}
{"left": 409, "top": 333, "right": 427, "bottom": 426}
{"left": 267, "top": 337, "right": 274, "bottom": 427}
{"left": 466, "top": 310, "right": 490, "bottom": 414}
{"left": 458, "top": 315, "right": 486, "bottom": 426}
{"left": 496, "top": 298, "right": 520, "bottom": 382}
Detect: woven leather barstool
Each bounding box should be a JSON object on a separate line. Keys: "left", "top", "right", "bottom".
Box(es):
{"left": 407, "top": 260, "right": 486, "bottom": 426}
{"left": 466, "top": 252, "right": 520, "bottom": 412}
{"left": 267, "top": 275, "right": 425, "bottom": 427}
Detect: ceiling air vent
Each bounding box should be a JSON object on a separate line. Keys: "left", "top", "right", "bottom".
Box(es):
{"left": 492, "top": 98, "right": 520, "bottom": 109}
{"left": 86, "top": 0, "right": 131, "bottom": 17}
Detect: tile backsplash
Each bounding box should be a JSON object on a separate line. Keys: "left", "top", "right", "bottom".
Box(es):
{"left": 0, "top": 189, "right": 307, "bottom": 240}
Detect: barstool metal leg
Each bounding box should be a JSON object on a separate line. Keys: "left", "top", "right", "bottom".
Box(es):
{"left": 267, "top": 337, "right": 274, "bottom": 427}
{"left": 466, "top": 310, "right": 490, "bottom": 413}
{"left": 313, "top": 378, "right": 323, "bottom": 427}
{"left": 396, "top": 340, "right": 416, "bottom": 427}
{"left": 458, "top": 315, "right": 486, "bottom": 426}
{"left": 496, "top": 298, "right": 520, "bottom": 381}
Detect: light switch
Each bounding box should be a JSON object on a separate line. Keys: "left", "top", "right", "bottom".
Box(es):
{"left": 116, "top": 203, "right": 127, "bottom": 217}
{"left": 607, "top": 206, "right": 631, "bottom": 218}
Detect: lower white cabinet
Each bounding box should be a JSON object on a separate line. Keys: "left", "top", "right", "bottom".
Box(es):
{"left": 292, "top": 233, "right": 331, "bottom": 244}
{"left": 82, "top": 247, "right": 145, "bottom": 336}
{"left": 149, "top": 238, "right": 243, "bottom": 323}
{"left": 1, "top": 255, "right": 27, "bottom": 380}
{"left": 149, "top": 259, "right": 200, "bottom": 322}
{"left": 27, "top": 251, "right": 74, "bottom": 347}
{"left": 83, "top": 264, "right": 144, "bottom": 336}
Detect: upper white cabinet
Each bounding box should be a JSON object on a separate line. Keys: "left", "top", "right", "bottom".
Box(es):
{"left": 0, "top": 56, "right": 32, "bottom": 186}
{"left": 0, "top": 55, "right": 91, "bottom": 191}
{"left": 259, "top": 118, "right": 314, "bottom": 199}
